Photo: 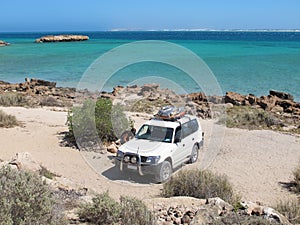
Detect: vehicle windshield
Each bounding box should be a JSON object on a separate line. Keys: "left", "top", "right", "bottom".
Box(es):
{"left": 136, "top": 125, "right": 174, "bottom": 143}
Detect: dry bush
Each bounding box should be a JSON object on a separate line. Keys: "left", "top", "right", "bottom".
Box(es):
{"left": 0, "top": 110, "right": 18, "bottom": 128}
{"left": 119, "top": 196, "right": 154, "bottom": 225}
{"left": 0, "top": 166, "right": 66, "bottom": 225}
{"left": 161, "top": 169, "right": 237, "bottom": 204}
{"left": 218, "top": 106, "right": 280, "bottom": 130}
{"left": 293, "top": 163, "right": 300, "bottom": 193}
{"left": 78, "top": 191, "right": 154, "bottom": 225}
{"left": 276, "top": 198, "right": 300, "bottom": 224}
{"left": 39, "top": 96, "right": 62, "bottom": 107}
{"left": 78, "top": 191, "right": 121, "bottom": 224}
{"left": 0, "top": 93, "right": 28, "bottom": 106}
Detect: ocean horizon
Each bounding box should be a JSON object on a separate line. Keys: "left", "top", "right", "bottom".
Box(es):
{"left": 0, "top": 31, "right": 299, "bottom": 101}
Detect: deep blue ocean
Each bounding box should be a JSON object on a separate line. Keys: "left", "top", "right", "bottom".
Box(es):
{"left": 0, "top": 31, "right": 299, "bottom": 101}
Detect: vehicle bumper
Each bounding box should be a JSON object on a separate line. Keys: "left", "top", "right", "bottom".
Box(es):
{"left": 115, "top": 158, "right": 162, "bottom": 176}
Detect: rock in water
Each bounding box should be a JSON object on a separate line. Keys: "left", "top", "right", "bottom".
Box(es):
{"left": 35, "top": 35, "right": 89, "bottom": 43}
{"left": 0, "top": 40, "right": 10, "bottom": 47}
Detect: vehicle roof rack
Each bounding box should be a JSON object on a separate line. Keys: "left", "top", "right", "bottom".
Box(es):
{"left": 153, "top": 106, "right": 186, "bottom": 121}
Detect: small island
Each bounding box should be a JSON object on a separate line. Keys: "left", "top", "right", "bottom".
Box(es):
{"left": 0, "top": 40, "right": 10, "bottom": 47}
{"left": 35, "top": 34, "right": 89, "bottom": 43}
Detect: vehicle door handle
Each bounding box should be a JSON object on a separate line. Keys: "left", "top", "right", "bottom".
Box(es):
{"left": 192, "top": 138, "right": 195, "bottom": 141}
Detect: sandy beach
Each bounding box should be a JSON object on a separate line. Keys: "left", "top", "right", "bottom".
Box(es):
{"left": 0, "top": 106, "right": 299, "bottom": 206}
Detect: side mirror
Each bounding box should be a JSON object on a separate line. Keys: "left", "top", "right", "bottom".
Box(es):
{"left": 174, "top": 138, "right": 181, "bottom": 143}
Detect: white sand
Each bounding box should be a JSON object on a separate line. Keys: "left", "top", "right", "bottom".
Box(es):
{"left": 0, "top": 106, "right": 299, "bottom": 205}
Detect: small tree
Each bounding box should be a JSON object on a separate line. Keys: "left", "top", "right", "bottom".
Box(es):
{"left": 67, "top": 98, "right": 130, "bottom": 147}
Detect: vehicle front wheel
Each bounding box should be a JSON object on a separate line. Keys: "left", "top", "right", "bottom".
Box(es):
{"left": 156, "top": 161, "right": 172, "bottom": 183}
{"left": 189, "top": 144, "right": 199, "bottom": 164}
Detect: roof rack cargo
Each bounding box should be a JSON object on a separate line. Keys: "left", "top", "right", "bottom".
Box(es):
{"left": 154, "top": 106, "right": 186, "bottom": 121}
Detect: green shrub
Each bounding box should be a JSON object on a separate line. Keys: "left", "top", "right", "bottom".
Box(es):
{"left": 0, "top": 166, "right": 62, "bottom": 225}
{"left": 161, "top": 169, "right": 236, "bottom": 204}
{"left": 119, "top": 196, "right": 153, "bottom": 225}
{"left": 293, "top": 164, "right": 300, "bottom": 193}
{"left": 0, "top": 110, "right": 18, "bottom": 128}
{"left": 78, "top": 192, "right": 154, "bottom": 225}
{"left": 218, "top": 106, "right": 279, "bottom": 130}
{"left": 276, "top": 198, "right": 300, "bottom": 224}
{"left": 78, "top": 191, "right": 121, "bottom": 224}
{"left": 0, "top": 93, "right": 28, "bottom": 106}
{"left": 67, "top": 98, "right": 130, "bottom": 146}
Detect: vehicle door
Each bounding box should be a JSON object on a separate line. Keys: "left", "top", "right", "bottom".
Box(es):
{"left": 181, "top": 120, "right": 197, "bottom": 159}
{"left": 172, "top": 126, "right": 186, "bottom": 168}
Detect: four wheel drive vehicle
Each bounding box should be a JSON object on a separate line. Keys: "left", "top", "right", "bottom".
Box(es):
{"left": 115, "top": 112, "right": 204, "bottom": 183}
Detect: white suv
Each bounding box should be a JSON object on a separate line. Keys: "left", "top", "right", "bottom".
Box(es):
{"left": 115, "top": 114, "right": 204, "bottom": 182}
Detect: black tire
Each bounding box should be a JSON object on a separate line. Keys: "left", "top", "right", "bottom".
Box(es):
{"left": 156, "top": 161, "right": 172, "bottom": 183}
{"left": 189, "top": 144, "right": 199, "bottom": 164}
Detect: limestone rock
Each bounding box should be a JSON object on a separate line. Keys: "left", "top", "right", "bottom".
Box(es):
{"left": 0, "top": 40, "right": 9, "bottom": 47}
{"left": 35, "top": 34, "right": 89, "bottom": 43}
{"left": 30, "top": 78, "right": 56, "bottom": 87}
{"left": 225, "top": 91, "right": 246, "bottom": 106}
{"left": 270, "top": 90, "right": 294, "bottom": 101}
{"left": 187, "top": 92, "right": 207, "bottom": 102}
{"left": 9, "top": 152, "right": 41, "bottom": 172}
{"left": 257, "top": 95, "right": 278, "bottom": 110}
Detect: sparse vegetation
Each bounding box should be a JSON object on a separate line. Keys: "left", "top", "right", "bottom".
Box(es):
{"left": 0, "top": 93, "right": 28, "bottom": 106}
{"left": 129, "top": 98, "right": 169, "bottom": 114}
{"left": 78, "top": 191, "right": 121, "bottom": 224}
{"left": 78, "top": 191, "right": 153, "bottom": 225}
{"left": 119, "top": 196, "right": 154, "bottom": 225}
{"left": 67, "top": 98, "right": 130, "bottom": 146}
{"left": 39, "top": 165, "right": 60, "bottom": 180}
{"left": 293, "top": 163, "right": 300, "bottom": 193}
{"left": 218, "top": 106, "right": 280, "bottom": 130}
{"left": 0, "top": 166, "right": 65, "bottom": 225}
{"left": 39, "top": 96, "right": 62, "bottom": 107}
{"left": 211, "top": 214, "right": 277, "bottom": 225}
{"left": 276, "top": 198, "right": 300, "bottom": 224}
{"left": 161, "top": 169, "right": 237, "bottom": 204}
{"left": 0, "top": 110, "right": 18, "bottom": 128}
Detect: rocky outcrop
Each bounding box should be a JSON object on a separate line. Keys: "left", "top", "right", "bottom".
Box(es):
{"left": 270, "top": 90, "right": 294, "bottom": 101}
{"left": 0, "top": 40, "right": 10, "bottom": 47}
{"left": 0, "top": 78, "right": 99, "bottom": 107}
{"left": 225, "top": 90, "right": 300, "bottom": 115}
{"left": 35, "top": 35, "right": 89, "bottom": 43}
{"left": 146, "top": 197, "right": 291, "bottom": 225}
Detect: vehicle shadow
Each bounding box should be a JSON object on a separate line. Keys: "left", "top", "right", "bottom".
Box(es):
{"left": 101, "top": 156, "right": 157, "bottom": 185}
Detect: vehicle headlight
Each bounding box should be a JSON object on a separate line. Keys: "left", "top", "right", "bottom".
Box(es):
{"left": 146, "top": 156, "right": 161, "bottom": 164}
{"left": 124, "top": 156, "right": 130, "bottom": 163}
{"left": 130, "top": 156, "right": 137, "bottom": 164}
{"left": 116, "top": 150, "right": 124, "bottom": 158}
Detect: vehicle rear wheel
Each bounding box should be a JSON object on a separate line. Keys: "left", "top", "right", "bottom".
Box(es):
{"left": 156, "top": 161, "right": 172, "bottom": 183}
{"left": 189, "top": 144, "right": 199, "bottom": 163}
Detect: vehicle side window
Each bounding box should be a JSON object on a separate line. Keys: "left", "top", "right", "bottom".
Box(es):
{"left": 190, "top": 119, "right": 199, "bottom": 133}
{"left": 182, "top": 119, "right": 199, "bottom": 138}
{"left": 174, "top": 126, "right": 182, "bottom": 142}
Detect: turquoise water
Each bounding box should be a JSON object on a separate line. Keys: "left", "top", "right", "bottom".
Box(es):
{"left": 0, "top": 32, "right": 299, "bottom": 101}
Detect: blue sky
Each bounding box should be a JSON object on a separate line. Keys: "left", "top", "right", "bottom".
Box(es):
{"left": 0, "top": 0, "right": 299, "bottom": 32}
